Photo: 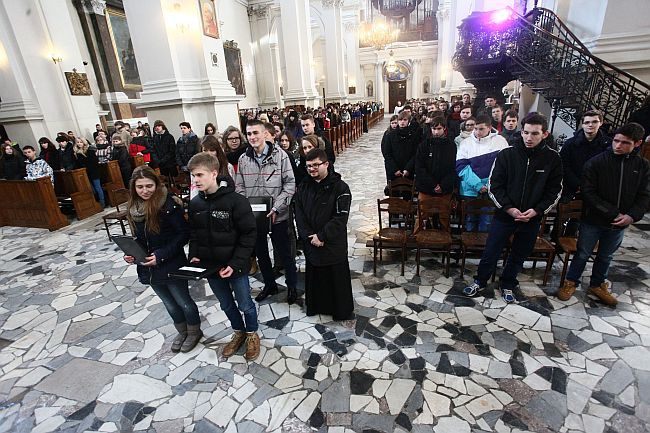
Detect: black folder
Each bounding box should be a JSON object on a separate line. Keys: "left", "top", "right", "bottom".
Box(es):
{"left": 112, "top": 235, "right": 148, "bottom": 264}
{"left": 248, "top": 196, "right": 273, "bottom": 233}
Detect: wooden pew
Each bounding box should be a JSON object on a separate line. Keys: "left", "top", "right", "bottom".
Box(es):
{"left": 130, "top": 154, "right": 145, "bottom": 169}
{"left": 99, "top": 160, "right": 125, "bottom": 206}
{"left": 0, "top": 177, "right": 69, "bottom": 231}
{"left": 54, "top": 169, "right": 103, "bottom": 220}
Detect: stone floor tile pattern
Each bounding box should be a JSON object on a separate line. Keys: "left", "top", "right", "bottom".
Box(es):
{"left": 1, "top": 116, "right": 650, "bottom": 433}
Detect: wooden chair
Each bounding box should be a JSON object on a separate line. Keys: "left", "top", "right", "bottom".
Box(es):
{"left": 414, "top": 197, "right": 453, "bottom": 277}
{"left": 102, "top": 188, "right": 131, "bottom": 240}
{"left": 459, "top": 198, "right": 497, "bottom": 278}
{"left": 373, "top": 197, "right": 415, "bottom": 276}
{"left": 526, "top": 217, "right": 556, "bottom": 286}
{"left": 388, "top": 177, "right": 415, "bottom": 200}
{"left": 555, "top": 200, "right": 597, "bottom": 286}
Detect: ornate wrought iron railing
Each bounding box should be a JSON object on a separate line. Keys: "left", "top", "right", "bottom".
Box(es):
{"left": 452, "top": 7, "right": 650, "bottom": 130}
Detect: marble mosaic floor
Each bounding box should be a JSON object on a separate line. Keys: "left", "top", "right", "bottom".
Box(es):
{"left": 2, "top": 117, "right": 650, "bottom": 433}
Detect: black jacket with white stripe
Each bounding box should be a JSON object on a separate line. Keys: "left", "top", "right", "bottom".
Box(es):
{"left": 488, "top": 141, "right": 563, "bottom": 221}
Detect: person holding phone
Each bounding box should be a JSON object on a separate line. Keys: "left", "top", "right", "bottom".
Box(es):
{"left": 123, "top": 165, "right": 202, "bottom": 353}
{"left": 187, "top": 153, "right": 260, "bottom": 360}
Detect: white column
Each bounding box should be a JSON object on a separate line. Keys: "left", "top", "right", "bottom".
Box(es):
{"left": 0, "top": 0, "right": 100, "bottom": 144}
{"left": 278, "top": 0, "right": 319, "bottom": 107}
{"left": 248, "top": 5, "right": 278, "bottom": 108}
{"left": 375, "top": 61, "right": 384, "bottom": 105}
{"left": 411, "top": 59, "right": 421, "bottom": 99}
{"left": 321, "top": 0, "right": 347, "bottom": 103}
{"left": 123, "top": 0, "right": 241, "bottom": 131}
{"left": 343, "top": 19, "right": 362, "bottom": 101}
{"left": 435, "top": 2, "right": 452, "bottom": 97}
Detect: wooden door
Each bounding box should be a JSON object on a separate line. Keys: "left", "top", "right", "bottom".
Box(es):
{"left": 389, "top": 80, "right": 407, "bottom": 113}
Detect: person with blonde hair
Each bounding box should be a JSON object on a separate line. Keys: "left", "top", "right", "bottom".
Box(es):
{"left": 123, "top": 165, "right": 201, "bottom": 352}
{"left": 73, "top": 137, "right": 105, "bottom": 207}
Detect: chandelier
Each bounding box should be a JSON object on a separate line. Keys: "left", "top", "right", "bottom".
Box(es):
{"left": 359, "top": 19, "right": 399, "bottom": 50}
{"left": 386, "top": 50, "right": 398, "bottom": 73}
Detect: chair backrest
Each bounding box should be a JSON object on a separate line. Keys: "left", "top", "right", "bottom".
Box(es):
{"left": 377, "top": 197, "right": 415, "bottom": 231}
{"left": 388, "top": 177, "right": 415, "bottom": 198}
{"left": 557, "top": 200, "right": 583, "bottom": 236}
{"left": 113, "top": 188, "right": 130, "bottom": 211}
{"left": 460, "top": 198, "right": 497, "bottom": 232}
{"left": 418, "top": 196, "right": 452, "bottom": 232}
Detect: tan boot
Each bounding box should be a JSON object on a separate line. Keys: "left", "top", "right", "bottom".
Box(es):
{"left": 249, "top": 257, "right": 258, "bottom": 276}
{"left": 244, "top": 332, "right": 260, "bottom": 361}
{"left": 588, "top": 282, "right": 618, "bottom": 306}
{"left": 222, "top": 331, "right": 246, "bottom": 358}
{"left": 557, "top": 280, "right": 577, "bottom": 301}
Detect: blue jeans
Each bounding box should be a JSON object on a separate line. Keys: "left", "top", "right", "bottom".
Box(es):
{"left": 461, "top": 196, "right": 492, "bottom": 232}
{"left": 475, "top": 216, "right": 540, "bottom": 290}
{"left": 207, "top": 274, "right": 258, "bottom": 332}
{"left": 151, "top": 280, "right": 200, "bottom": 325}
{"left": 91, "top": 178, "right": 105, "bottom": 207}
{"left": 255, "top": 220, "right": 297, "bottom": 290}
{"left": 566, "top": 222, "right": 625, "bottom": 288}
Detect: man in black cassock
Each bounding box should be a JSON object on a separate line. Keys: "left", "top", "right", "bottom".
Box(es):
{"left": 294, "top": 148, "right": 354, "bottom": 320}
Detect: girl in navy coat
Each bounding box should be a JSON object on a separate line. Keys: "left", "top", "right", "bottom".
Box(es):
{"left": 123, "top": 166, "right": 202, "bottom": 353}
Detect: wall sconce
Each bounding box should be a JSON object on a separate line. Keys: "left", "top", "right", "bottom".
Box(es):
{"left": 172, "top": 3, "right": 190, "bottom": 33}
{"left": 49, "top": 53, "right": 63, "bottom": 64}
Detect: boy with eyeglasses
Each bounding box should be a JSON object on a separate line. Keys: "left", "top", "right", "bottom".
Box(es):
{"left": 560, "top": 110, "right": 611, "bottom": 201}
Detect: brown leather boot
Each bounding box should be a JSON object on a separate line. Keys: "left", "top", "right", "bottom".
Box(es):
{"left": 588, "top": 282, "right": 618, "bottom": 306}
{"left": 181, "top": 324, "right": 203, "bottom": 353}
{"left": 244, "top": 332, "right": 260, "bottom": 361}
{"left": 557, "top": 280, "right": 577, "bottom": 301}
{"left": 171, "top": 323, "right": 187, "bottom": 353}
{"left": 222, "top": 331, "right": 246, "bottom": 358}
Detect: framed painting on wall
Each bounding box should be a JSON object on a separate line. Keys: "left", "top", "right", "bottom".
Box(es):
{"left": 105, "top": 8, "right": 141, "bottom": 89}
{"left": 223, "top": 40, "right": 246, "bottom": 96}
{"left": 199, "top": 0, "right": 220, "bottom": 39}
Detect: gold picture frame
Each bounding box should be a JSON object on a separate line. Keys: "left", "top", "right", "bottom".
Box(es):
{"left": 105, "top": 8, "right": 141, "bottom": 90}
{"left": 65, "top": 70, "right": 92, "bottom": 96}
{"left": 199, "top": 0, "right": 220, "bottom": 39}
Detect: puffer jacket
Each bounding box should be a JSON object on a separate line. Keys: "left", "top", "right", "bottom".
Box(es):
{"left": 382, "top": 124, "right": 421, "bottom": 180}
{"left": 188, "top": 176, "right": 257, "bottom": 276}
{"left": 294, "top": 172, "right": 351, "bottom": 266}
{"left": 581, "top": 149, "right": 650, "bottom": 226}
{"left": 456, "top": 131, "right": 509, "bottom": 197}
{"left": 133, "top": 194, "right": 189, "bottom": 285}
{"left": 488, "top": 141, "right": 563, "bottom": 220}
{"left": 152, "top": 130, "right": 176, "bottom": 170}
{"left": 234, "top": 142, "right": 296, "bottom": 223}
{"left": 176, "top": 132, "right": 199, "bottom": 170}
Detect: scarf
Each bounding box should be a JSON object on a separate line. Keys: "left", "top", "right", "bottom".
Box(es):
{"left": 129, "top": 186, "right": 168, "bottom": 223}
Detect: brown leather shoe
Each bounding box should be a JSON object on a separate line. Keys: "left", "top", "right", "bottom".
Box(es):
{"left": 557, "top": 280, "right": 577, "bottom": 301}
{"left": 588, "top": 282, "right": 618, "bottom": 306}
{"left": 222, "top": 331, "right": 246, "bottom": 358}
{"left": 244, "top": 332, "right": 260, "bottom": 361}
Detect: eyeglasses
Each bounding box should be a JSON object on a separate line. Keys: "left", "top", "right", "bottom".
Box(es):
{"left": 227, "top": 137, "right": 240, "bottom": 141}
{"left": 306, "top": 162, "right": 325, "bottom": 169}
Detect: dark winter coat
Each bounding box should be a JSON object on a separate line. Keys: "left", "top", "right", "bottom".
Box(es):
{"left": 415, "top": 136, "right": 458, "bottom": 195}
{"left": 560, "top": 129, "right": 611, "bottom": 199}
{"left": 314, "top": 129, "right": 336, "bottom": 167}
{"left": 581, "top": 149, "right": 650, "bottom": 227}
{"left": 382, "top": 124, "right": 420, "bottom": 180}
{"left": 488, "top": 141, "right": 563, "bottom": 220}
{"left": 74, "top": 149, "right": 101, "bottom": 180}
{"left": 501, "top": 128, "right": 521, "bottom": 147}
{"left": 111, "top": 144, "right": 133, "bottom": 185}
{"left": 133, "top": 194, "right": 189, "bottom": 285}
{"left": 41, "top": 147, "right": 61, "bottom": 171}
{"left": 151, "top": 130, "right": 176, "bottom": 170}
{"left": 295, "top": 172, "right": 351, "bottom": 266}
{"left": 0, "top": 154, "right": 26, "bottom": 180}
{"left": 188, "top": 176, "right": 257, "bottom": 277}
{"left": 176, "top": 132, "right": 199, "bottom": 170}
{"left": 59, "top": 145, "right": 76, "bottom": 171}
{"left": 226, "top": 146, "right": 247, "bottom": 172}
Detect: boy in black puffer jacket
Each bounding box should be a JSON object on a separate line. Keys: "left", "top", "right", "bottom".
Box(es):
{"left": 187, "top": 153, "right": 260, "bottom": 361}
